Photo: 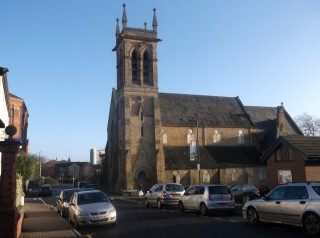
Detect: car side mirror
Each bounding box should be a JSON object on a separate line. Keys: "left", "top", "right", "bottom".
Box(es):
{"left": 263, "top": 195, "right": 269, "bottom": 201}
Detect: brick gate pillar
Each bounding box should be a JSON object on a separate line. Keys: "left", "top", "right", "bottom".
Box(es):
{"left": 0, "top": 125, "right": 21, "bottom": 238}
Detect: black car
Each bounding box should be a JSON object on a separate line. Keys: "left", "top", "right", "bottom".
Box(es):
{"left": 229, "top": 183, "right": 260, "bottom": 204}
{"left": 39, "top": 184, "right": 53, "bottom": 197}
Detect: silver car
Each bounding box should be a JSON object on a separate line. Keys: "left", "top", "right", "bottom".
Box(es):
{"left": 68, "top": 190, "right": 116, "bottom": 229}
{"left": 145, "top": 183, "right": 185, "bottom": 209}
{"left": 56, "top": 188, "right": 81, "bottom": 217}
{"left": 242, "top": 182, "right": 320, "bottom": 235}
{"left": 178, "top": 184, "right": 235, "bottom": 215}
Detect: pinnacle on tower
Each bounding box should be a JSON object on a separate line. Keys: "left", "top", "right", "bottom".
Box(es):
{"left": 152, "top": 8, "right": 158, "bottom": 32}
{"left": 115, "top": 18, "right": 120, "bottom": 37}
{"left": 122, "top": 3, "right": 127, "bottom": 28}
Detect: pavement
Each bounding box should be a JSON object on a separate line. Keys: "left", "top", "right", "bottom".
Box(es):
{"left": 19, "top": 199, "right": 83, "bottom": 238}
{"left": 19, "top": 192, "right": 144, "bottom": 238}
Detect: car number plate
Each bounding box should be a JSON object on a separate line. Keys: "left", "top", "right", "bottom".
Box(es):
{"left": 92, "top": 215, "right": 107, "bottom": 220}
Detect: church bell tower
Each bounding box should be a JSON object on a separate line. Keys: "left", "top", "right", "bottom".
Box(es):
{"left": 110, "top": 4, "right": 165, "bottom": 192}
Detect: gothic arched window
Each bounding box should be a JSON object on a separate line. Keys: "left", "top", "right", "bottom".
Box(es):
{"left": 132, "top": 50, "right": 139, "bottom": 83}
{"left": 143, "top": 51, "right": 152, "bottom": 85}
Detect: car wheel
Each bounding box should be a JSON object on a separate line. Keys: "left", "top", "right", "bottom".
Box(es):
{"left": 303, "top": 212, "right": 320, "bottom": 235}
{"left": 247, "top": 207, "right": 259, "bottom": 225}
{"left": 242, "top": 195, "right": 249, "bottom": 204}
{"left": 145, "top": 198, "right": 149, "bottom": 207}
{"left": 200, "top": 203, "right": 208, "bottom": 216}
{"left": 179, "top": 201, "right": 185, "bottom": 212}
{"left": 157, "top": 199, "right": 162, "bottom": 209}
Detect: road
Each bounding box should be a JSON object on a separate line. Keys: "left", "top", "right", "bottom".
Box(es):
{"left": 40, "top": 193, "right": 312, "bottom": 238}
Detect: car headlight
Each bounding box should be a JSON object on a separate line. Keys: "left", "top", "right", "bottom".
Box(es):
{"left": 109, "top": 208, "right": 116, "bottom": 213}
{"left": 77, "top": 210, "right": 90, "bottom": 216}
{"left": 63, "top": 202, "right": 69, "bottom": 208}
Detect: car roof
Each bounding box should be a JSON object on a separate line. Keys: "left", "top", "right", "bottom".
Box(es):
{"left": 281, "top": 182, "right": 320, "bottom": 186}
{"left": 76, "top": 189, "right": 103, "bottom": 195}
{"left": 157, "top": 183, "right": 183, "bottom": 185}
{"left": 62, "top": 188, "right": 81, "bottom": 192}
{"left": 190, "top": 184, "right": 227, "bottom": 187}
{"left": 41, "top": 184, "right": 51, "bottom": 187}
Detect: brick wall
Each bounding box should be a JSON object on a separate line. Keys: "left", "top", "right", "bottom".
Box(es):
{"left": 267, "top": 150, "right": 306, "bottom": 189}
{"left": 305, "top": 165, "right": 320, "bottom": 181}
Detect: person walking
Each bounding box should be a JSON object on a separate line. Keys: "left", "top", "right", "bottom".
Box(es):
{"left": 138, "top": 184, "right": 143, "bottom": 196}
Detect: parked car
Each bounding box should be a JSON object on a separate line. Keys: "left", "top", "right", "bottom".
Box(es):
{"left": 76, "top": 181, "right": 88, "bottom": 188}
{"left": 229, "top": 183, "right": 260, "bottom": 203}
{"left": 68, "top": 189, "right": 116, "bottom": 229}
{"left": 56, "top": 188, "right": 81, "bottom": 217}
{"left": 178, "top": 184, "right": 235, "bottom": 215}
{"left": 144, "top": 183, "right": 185, "bottom": 209}
{"left": 39, "top": 184, "right": 52, "bottom": 197}
{"left": 242, "top": 182, "right": 320, "bottom": 235}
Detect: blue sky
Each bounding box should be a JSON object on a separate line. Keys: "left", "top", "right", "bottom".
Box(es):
{"left": 1, "top": 1, "right": 319, "bottom": 162}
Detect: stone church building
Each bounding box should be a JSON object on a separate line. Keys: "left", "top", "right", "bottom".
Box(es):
{"left": 102, "top": 4, "right": 302, "bottom": 194}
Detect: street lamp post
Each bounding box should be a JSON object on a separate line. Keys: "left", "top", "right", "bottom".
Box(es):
{"left": 181, "top": 118, "right": 201, "bottom": 183}
{"left": 39, "top": 151, "right": 42, "bottom": 186}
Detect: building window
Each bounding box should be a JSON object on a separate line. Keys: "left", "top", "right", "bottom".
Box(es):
{"left": 162, "top": 128, "right": 167, "bottom": 144}
{"left": 275, "top": 145, "right": 294, "bottom": 161}
{"left": 237, "top": 130, "right": 244, "bottom": 144}
{"left": 143, "top": 52, "right": 151, "bottom": 85}
{"left": 132, "top": 50, "right": 139, "bottom": 83}
{"left": 213, "top": 129, "right": 221, "bottom": 143}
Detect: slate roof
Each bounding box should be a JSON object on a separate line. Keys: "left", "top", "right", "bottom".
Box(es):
{"left": 261, "top": 136, "right": 320, "bottom": 161}
{"left": 9, "top": 93, "right": 23, "bottom": 100}
{"left": 159, "top": 93, "right": 253, "bottom": 128}
{"left": 245, "top": 106, "right": 302, "bottom": 135}
{"left": 164, "top": 146, "right": 263, "bottom": 170}
{"left": 284, "top": 136, "right": 320, "bottom": 158}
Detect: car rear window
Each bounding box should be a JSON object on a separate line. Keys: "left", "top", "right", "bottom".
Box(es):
{"left": 312, "top": 186, "right": 320, "bottom": 196}
{"left": 165, "top": 184, "right": 184, "bottom": 192}
{"left": 209, "top": 186, "right": 229, "bottom": 194}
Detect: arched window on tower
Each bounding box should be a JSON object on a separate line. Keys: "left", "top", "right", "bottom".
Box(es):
{"left": 143, "top": 51, "right": 152, "bottom": 85}
{"left": 132, "top": 50, "right": 139, "bottom": 84}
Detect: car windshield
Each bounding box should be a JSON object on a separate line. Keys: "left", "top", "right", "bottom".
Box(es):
{"left": 209, "top": 186, "right": 229, "bottom": 194}
{"left": 165, "top": 184, "right": 184, "bottom": 192}
{"left": 78, "top": 192, "right": 109, "bottom": 205}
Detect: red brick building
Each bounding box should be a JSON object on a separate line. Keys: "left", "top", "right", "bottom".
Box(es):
{"left": 9, "top": 93, "right": 29, "bottom": 153}
{"left": 261, "top": 136, "right": 320, "bottom": 189}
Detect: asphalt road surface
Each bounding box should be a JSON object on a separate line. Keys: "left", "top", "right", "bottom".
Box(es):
{"left": 41, "top": 194, "right": 312, "bottom": 238}
{"left": 80, "top": 200, "right": 312, "bottom": 238}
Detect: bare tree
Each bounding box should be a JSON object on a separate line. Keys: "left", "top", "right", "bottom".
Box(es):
{"left": 294, "top": 113, "right": 320, "bottom": 136}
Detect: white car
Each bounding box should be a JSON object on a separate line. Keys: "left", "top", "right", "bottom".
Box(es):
{"left": 242, "top": 182, "right": 320, "bottom": 235}
{"left": 68, "top": 190, "right": 116, "bottom": 229}
{"left": 179, "top": 184, "right": 235, "bottom": 215}
{"left": 144, "top": 183, "right": 185, "bottom": 209}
